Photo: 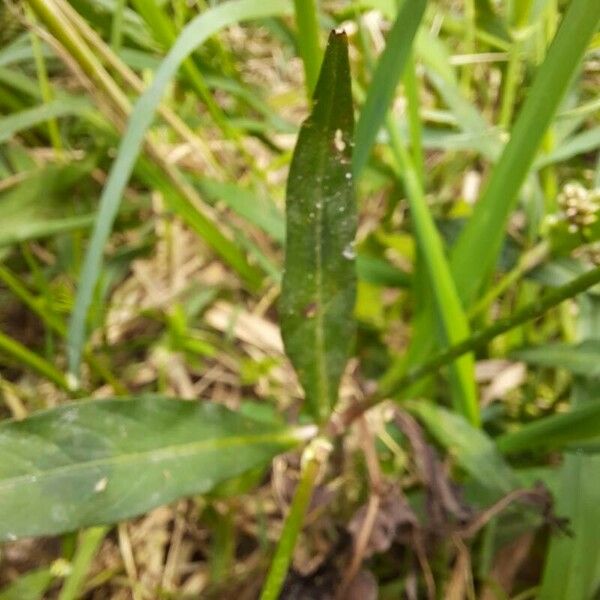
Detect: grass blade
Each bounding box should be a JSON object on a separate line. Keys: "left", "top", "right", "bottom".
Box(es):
{"left": 58, "top": 527, "right": 107, "bottom": 600}
{"left": 293, "top": 0, "right": 321, "bottom": 96}
{"left": 387, "top": 118, "right": 480, "bottom": 425}
{"left": 512, "top": 340, "right": 600, "bottom": 378}
{"left": 0, "top": 397, "right": 302, "bottom": 540}
{"left": 0, "top": 98, "right": 90, "bottom": 143}
{"left": 497, "top": 400, "right": 600, "bottom": 455}
{"left": 280, "top": 31, "right": 356, "bottom": 423}
{"left": 0, "top": 568, "right": 53, "bottom": 600}
{"left": 0, "top": 330, "right": 70, "bottom": 391}
{"left": 450, "top": 0, "right": 600, "bottom": 306}
{"left": 65, "top": 0, "right": 293, "bottom": 378}
{"left": 353, "top": 0, "right": 427, "bottom": 176}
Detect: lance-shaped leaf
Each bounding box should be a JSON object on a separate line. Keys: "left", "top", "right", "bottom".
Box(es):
{"left": 0, "top": 397, "right": 303, "bottom": 541}
{"left": 280, "top": 31, "right": 356, "bottom": 423}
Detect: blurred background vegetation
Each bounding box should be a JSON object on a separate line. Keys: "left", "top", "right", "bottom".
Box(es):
{"left": 0, "top": 0, "right": 600, "bottom": 598}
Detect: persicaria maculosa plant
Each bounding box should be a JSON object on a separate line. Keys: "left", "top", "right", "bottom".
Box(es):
{"left": 2, "top": 1, "right": 600, "bottom": 597}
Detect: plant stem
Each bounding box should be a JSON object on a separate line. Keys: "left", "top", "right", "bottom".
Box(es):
{"left": 379, "top": 265, "right": 600, "bottom": 399}
{"left": 260, "top": 438, "right": 329, "bottom": 600}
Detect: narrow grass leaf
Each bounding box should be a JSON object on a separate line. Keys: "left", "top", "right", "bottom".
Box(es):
{"left": 66, "top": 0, "right": 293, "bottom": 378}
{"left": 293, "top": 0, "right": 321, "bottom": 96}
{"left": 0, "top": 397, "right": 302, "bottom": 541}
{"left": 540, "top": 452, "right": 600, "bottom": 600}
{"left": 0, "top": 97, "right": 90, "bottom": 143}
{"left": 353, "top": 0, "right": 427, "bottom": 176}
{"left": 0, "top": 214, "right": 94, "bottom": 247}
{"left": 512, "top": 340, "right": 600, "bottom": 378}
{"left": 387, "top": 119, "right": 480, "bottom": 425}
{"left": 196, "top": 178, "right": 285, "bottom": 244}
{"left": 356, "top": 255, "right": 411, "bottom": 288}
{"left": 0, "top": 330, "right": 70, "bottom": 391}
{"left": 497, "top": 400, "right": 600, "bottom": 455}
{"left": 534, "top": 126, "right": 600, "bottom": 169}
{"left": 57, "top": 526, "right": 107, "bottom": 600}
{"left": 280, "top": 31, "right": 356, "bottom": 423}
{"left": 450, "top": 0, "right": 600, "bottom": 306}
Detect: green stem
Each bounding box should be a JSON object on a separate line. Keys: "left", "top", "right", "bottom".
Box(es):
{"left": 379, "top": 265, "right": 600, "bottom": 399}
{"left": 293, "top": 0, "right": 321, "bottom": 96}
{"left": 260, "top": 440, "right": 328, "bottom": 600}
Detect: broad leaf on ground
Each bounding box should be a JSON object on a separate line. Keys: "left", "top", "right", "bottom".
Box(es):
{"left": 0, "top": 396, "right": 303, "bottom": 540}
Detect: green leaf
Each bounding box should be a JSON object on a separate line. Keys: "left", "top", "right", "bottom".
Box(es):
{"left": 407, "top": 400, "right": 518, "bottom": 497}
{"left": 386, "top": 119, "right": 480, "bottom": 425}
{"left": 540, "top": 452, "right": 600, "bottom": 600}
{"left": 280, "top": 30, "right": 356, "bottom": 423}
{"left": 0, "top": 97, "right": 91, "bottom": 143}
{"left": 293, "top": 0, "right": 321, "bottom": 96}
{"left": 512, "top": 340, "right": 600, "bottom": 378}
{"left": 353, "top": 0, "right": 427, "bottom": 176}
{"left": 497, "top": 400, "right": 600, "bottom": 455}
{"left": 0, "top": 397, "right": 302, "bottom": 540}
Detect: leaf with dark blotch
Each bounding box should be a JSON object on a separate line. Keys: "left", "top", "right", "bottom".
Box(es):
{"left": 280, "top": 30, "right": 356, "bottom": 423}
{"left": 0, "top": 397, "right": 301, "bottom": 541}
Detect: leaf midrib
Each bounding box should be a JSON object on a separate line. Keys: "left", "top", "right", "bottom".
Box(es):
{"left": 312, "top": 54, "right": 342, "bottom": 416}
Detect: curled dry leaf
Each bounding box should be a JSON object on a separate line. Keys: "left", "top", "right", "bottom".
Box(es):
{"left": 394, "top": 411, "right": 472, "bottom": 527}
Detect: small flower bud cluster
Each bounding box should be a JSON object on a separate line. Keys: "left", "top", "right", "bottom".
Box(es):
{"left": 557, "top": 182, "right": 600, "bottom": 234}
